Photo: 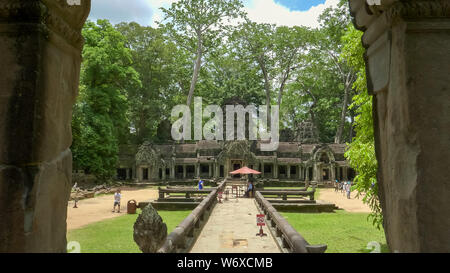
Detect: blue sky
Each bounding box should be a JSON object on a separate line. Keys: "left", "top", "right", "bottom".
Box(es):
{"left": 88, "top": 0, "right": 337, "bottom": 28}
{"left": 275, "top": 0, "right": 326, "bottom": 11}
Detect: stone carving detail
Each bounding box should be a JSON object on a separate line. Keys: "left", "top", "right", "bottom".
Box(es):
{"left": 386, "top": 0, "right": 450, "bottom": 21}
{"left": 350, "top": 0, "right": 450, "bottom": 252}
{"left": 133, "top": 204, "right": 168, "bottom": 253}
{"left": 0, "top": 0, "right": 91, "bottom": 252}
{"left": 295, "top": 121, "right": 319, "bottom": 144}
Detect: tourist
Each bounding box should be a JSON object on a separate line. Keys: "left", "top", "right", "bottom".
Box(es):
{"left": 335, "top": 179, "right": 339, "bottom": 192}
{"left": 112, "top": 189, "right": 121, "bottom": 213}
{"left": 198, "top": 179, "right": 204, "bottom": 190}
{"left": 346, "top": 182, "right": 351, "bottom": 199}
{"left": 245, "top": 181, "right": 253, "bottom": 198}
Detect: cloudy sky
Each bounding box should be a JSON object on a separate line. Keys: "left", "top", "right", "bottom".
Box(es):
{"left": 88, "top": 0, "right": 340, "bottom": 28}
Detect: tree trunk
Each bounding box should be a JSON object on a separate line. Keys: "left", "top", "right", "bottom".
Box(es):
{"left": 335, "top": 82, "right": 350, "bottom": 144}
{"left": 348, "top": 113, "right": 355, "bottom": 143}
{"left": 258, "top": 56, "right": 271, "bottom": 127}
{"left": 186, "top": 39, "right": 203, "bottom": 106}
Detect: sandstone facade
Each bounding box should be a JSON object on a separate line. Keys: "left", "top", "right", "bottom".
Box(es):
{"left": 0, "top": 0, "right": 90, "bottom": 252}
{"left": 349, "top": 0, "right": 450, "bottom": 252}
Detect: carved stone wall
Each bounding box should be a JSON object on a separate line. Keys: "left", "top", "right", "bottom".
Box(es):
{"left": 0, "top": 0, "right": 90, "bottom": 252}
{"left": 349, "top": 0, "right": 450, "bottom": 252}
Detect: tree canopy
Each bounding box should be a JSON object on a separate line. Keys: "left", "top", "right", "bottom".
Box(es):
{"left": 72, "top": 1, "right": 378, "bottom": 231}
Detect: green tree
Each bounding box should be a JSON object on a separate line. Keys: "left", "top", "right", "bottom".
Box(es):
{"left": 116, "top": 22, "right": 188, "bottom": 143}
{"left": 160, "top": 0, "right": 245, "bottom": 106}
{"left": 342, "top": 25, "right": 381, "bottom": 229}
{"left": 72, "top": 20, "right": 140, "bottom": 181}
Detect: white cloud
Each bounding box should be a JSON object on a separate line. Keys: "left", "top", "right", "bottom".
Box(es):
{"left": 89, "top": 0, "right": 340, "bottom": 28}
{"left": 245, "top": 0, "right": 340, "bottom": 28}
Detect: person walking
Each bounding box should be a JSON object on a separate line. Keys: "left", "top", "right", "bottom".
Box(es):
{"left": 112, "top": 189, "right": 122, "bottom": 213}
{"left": 198, "top": 179, "right": 204, "bottom": 190}
{"left": 346, "top": 182, "right": 351, "bottom": 199}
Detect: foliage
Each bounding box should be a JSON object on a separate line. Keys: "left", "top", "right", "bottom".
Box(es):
{"left": 160, "top": 0, "right": 245, "bottom": 106}
{"left": 116, "top": 22, "right": 187, "bottom": 144}
{"left": 72, "top": 20, "right": 140, "bottom": 181}
{"left": 342, "top": 25, "right": 382, "bottom": 229}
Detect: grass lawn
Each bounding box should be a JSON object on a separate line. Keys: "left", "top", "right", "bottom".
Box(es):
{"left": 281, "top": 210, "right": 388, "bottom": 253}
{"left": 67, "top": 209, "right": 191, "bottom": 253}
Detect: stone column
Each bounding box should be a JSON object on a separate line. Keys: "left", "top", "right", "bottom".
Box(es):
{"left": 183, "top": 165, "right": 186, "bottom": 179}
{"left": 0, "top": 0, "right": 91, "bottom": 253}
{"left": 196, "top": 163, "right": 200, "bottom": 178}
{"left": 170, "top": 165, "right": 175, "bottom": 179}
{"left": 214, "top": 162, "right": 219, "bottom": 178}
{"left": 305, "top": 167, "right": 309, "bottom": 181}
{"left": 161, "top": 167, "right": 166, "bottom": 181}
{"left": 287, "top": 164, "right": 291, "bottom": 179}
{"left": 274, "top": 162, "right": 278, "bottom": 179}
{"left": 261, "top": 162, "right": 265, "bottom": 178}
{"left": 208, "top": 163, "right": 212, "bottom": 178}
{"left": 350, "top": 0, "right": 450, "bottom": 252}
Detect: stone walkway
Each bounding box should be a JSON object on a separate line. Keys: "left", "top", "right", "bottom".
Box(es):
{"left": 190, "top": 191, "right": 280, "bottom": 253}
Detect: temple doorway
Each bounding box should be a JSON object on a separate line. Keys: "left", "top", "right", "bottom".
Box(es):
{"left": 231, "top": 160, "right": 243, "bottom": 178}
{"left": 322, "top": 168, "right": 330, "bottom": 181}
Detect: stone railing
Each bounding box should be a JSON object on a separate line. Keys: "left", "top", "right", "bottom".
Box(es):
{"left": 258, "top": 189, "right": 315, "bottom": 201}
{"left": 254, "top": 191, "right": 327, "bottom": 253}
{"left": 157, "top": 180, "right": 227, "bottom": 253}
{"left": 158, "top": 187, "right": 215, "bottom": 200}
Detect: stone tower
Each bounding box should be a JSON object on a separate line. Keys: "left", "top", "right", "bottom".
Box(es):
{"left": 295, "top": 120, "right": 319, "bottom": 144}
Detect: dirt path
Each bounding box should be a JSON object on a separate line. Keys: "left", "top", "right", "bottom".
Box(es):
{"left": 191, "top": 189, "right": 280, "bottom": 253}
{"left": 318, "top": 188, "right": 371, "bottom": 213}
{"left": 67, "top": 187, "right": 158, "bottom": 230}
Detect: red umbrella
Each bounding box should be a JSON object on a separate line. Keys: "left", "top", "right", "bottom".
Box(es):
{"left": 229, "top": 166, "right": 261, "bottom": 175}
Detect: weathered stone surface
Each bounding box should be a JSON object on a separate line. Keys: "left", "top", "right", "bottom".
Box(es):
{"left": 133, "top": 204, "right": 168, "bottom": 253}
{"left": 349, "top": 0, "right": 450, "bottom": 252}
{"left": 0, "top": 150, "right": 72, "bottom": 252}
{"left": 0, "top": 0, "right": 90, "bottom": 252}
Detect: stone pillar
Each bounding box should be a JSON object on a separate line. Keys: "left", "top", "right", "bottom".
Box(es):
{"left": 183, "top": 165, "right": 186, "bottom": 179}
{"left": 162, "top": 167, "right": 166, "bottom": 181}
{"left": 0, "top": 1, "right": 91, "bottom": 253}
{"left": 305, "top": 167, "right": 309, "bottom": 181}
{"left": 126, "top": 168, "right": 130, "bottom": 180}
{"left": 196, "top": 163, "right": 200, "bottom": 178}
{"left": 274, "top": 163, "right": 278, "bottom": 179}
{"left": 261, "top": 162, "right": 265, "bottom": 178}
{"left": 170, "top": 165, "right": 175, "bottom": 179}
{"left": 208, "top": 163, "right": 212, "bottom": 178}
{"left": 214, "top": 162, "right": 219, "bottom": 178}
{"left": 287, "top": 164, "right": 291, "bottom": 179}
{"left": 350, "top": 0, "right": 450, "bottom": 252}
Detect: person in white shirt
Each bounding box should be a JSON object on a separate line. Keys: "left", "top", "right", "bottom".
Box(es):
{"left": 112, "top": 189, "right": 122, "bottom": 213}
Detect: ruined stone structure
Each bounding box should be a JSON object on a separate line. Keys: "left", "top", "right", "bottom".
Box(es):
{"left": 133, "top": 203, "right": 167, "bottom": 253}
{"left": 117, "top": 141, "right": 354, "bottom": 184}
{"left": 349, "top": 0, "right": 450, "bottom": 252}
{"left": 0, "top": 1, "right": 91, "bottom": 252}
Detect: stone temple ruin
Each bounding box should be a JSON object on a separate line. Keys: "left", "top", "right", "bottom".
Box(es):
{"left": 116, "top": 140, "right": 356, "bottom": 185}
{"left": 0, "top": 0, "right": 448, "bottom": 253}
